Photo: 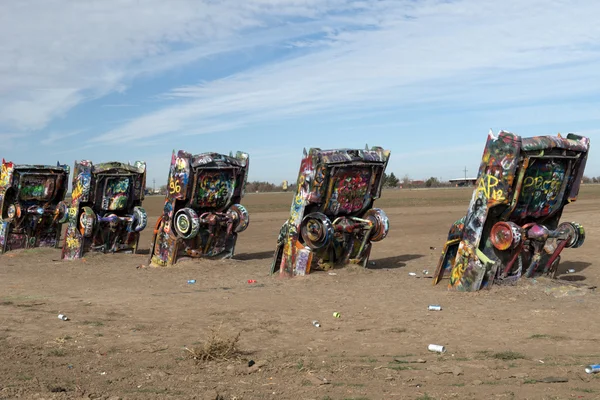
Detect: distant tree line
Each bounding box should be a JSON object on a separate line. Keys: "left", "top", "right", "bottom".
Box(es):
{"left": 148, "top": 174, "right": 599, "bottom": 196}
{"left": 582, "top": 176, "right": 600, "bottom": 184}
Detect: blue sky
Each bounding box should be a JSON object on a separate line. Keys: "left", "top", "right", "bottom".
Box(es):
{"left": 1, "top": 0, "right": 599, "bottom": 187}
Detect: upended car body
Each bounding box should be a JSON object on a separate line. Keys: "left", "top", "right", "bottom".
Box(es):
{"left": 61, "top": 160, "right": 148, "bottom": 260}
{"left": 432, "top": 131, "right": 590, "bottom": 292}
{"left": 271, "top": 146, "right": 391, "bottom": 277}
{"left": 149, "top": 150, "right": 250, "bottom": 266}
{"left": 0, "top": 159, "right": 70, "bottom": 253}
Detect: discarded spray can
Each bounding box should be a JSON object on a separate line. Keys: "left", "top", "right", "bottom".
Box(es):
{"left": 428, "top": 305, "right": 442, "bottom": 311}
{"left": 312, "top": 320, "right": 321, "bottom": 328}
{"left": 585, "top": 365, "right": 600, "bottom": 374}
{"left": 187, "top": 279, "right": 196, "bottom": 284}
{"left": 58, "top": 314, "right": 68, "bottom": 321}
{"left": 428, "top": 344, "right": 446, "bottom": 353}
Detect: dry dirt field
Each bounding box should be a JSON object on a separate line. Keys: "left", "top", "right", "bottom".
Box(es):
{"left": 2, "top": 186, "right": 600, "bottom": 400}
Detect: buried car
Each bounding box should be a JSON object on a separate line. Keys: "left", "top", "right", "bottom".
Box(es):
{"left": 271, "top": 146, "right": 391, "bottom": 277}
{"left": 432, "top": 130, "right": 590, "bottom": 292}
{"left": 149, "top": 150, "right": 250, "bottom": 266}
{"left": 61, "top": 160, "right": 148, "bottom": 260}
{"left": 0, "top": 159, "right": 70, "bottom": 253}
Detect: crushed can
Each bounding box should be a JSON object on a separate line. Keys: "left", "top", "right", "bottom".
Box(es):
{"left": 428, "top": 344, "right": 446, "bottom": 353}
{"left": 585, "top": 365, "right": 600, "bottom": 374}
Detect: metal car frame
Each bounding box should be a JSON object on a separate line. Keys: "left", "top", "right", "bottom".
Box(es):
{"left": 432, "top": 131, "right": 590, "bottom": 291}
{"left": 61, "top": 160, "right": 148, "bottom": 260}
{"left": 0, "top": 159, "right": 70, "bottom": 253}
{"left": 149, "top": 150, "right": 250, "bottom": 266}
{"left": 271, "top": 146, "right": 391, "bottom": 277}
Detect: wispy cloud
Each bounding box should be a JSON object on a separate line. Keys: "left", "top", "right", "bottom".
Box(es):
{"left": 83, "top": 0, "right": 600, "bottom": 145}
{"left": 41, "top": 130, "right": 86, "bottom": 146}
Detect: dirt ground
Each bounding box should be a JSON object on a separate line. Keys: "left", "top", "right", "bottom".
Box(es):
{"left": 2, "top": 186, "right": 600, "bottom": 400}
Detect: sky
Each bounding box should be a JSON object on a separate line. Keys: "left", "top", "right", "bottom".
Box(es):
{"left": 1, "top": 0, "right": 599, "bottom": 187}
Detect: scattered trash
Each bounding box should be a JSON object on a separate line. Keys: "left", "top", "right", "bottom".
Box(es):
{"left": 370, "top": 261, "right": 376, "bottom": 266}
{"left": 247, "top": 279, "right": 257, "bottom": 284}
{"left": 566, "top": 269, "right": 576, "bottom": 274}
{"left": 100, "top": 372, "right": 107, "bottom": 376}
{"left": 328, "top": 272, "right": 337, "bottom": 276}
{"left": 187, "top": 279, "right": 196, "bottom": 284}
{"left": 248, "top": 360, "right": 255, "bottom": 367}
{"left": 422, "top": 270, "right": 429, "bottom": 275}
{"left": 136, "top": 264, "right": 146, "bottom": 269}
{"left": 585, "top": 365, "right": 600, "bottom": 374}
{"left": 428, "top": 344, "right": 446, "bottom": 353}
{"left": 67, "top": 365, "right": 73, "bottom": 369}
{"left": 538, "top": 360, "right": 545, "bottom": 364}
{"left": 408, "top": 272, "right": 417, "bottom": 276}
{"left": 57, "top": 314, "right": 68, "bottom": 321}
{"left": 428, "top": 305, "right": 442, "bottom": 311}
{"left": 312, "top": 320, "right": 321, "bottom": 328}
{"left": 429, "top": 246, "right": 436, "bottom": 250}
{"left": 333, "top": 312, "right": 341, "bottom": 318}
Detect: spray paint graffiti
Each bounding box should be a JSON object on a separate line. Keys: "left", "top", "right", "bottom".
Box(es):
{"left": 271, "top": 146, "right": 391, "bottom": 277}
{"left": 432, "top": 130, "right": 590, "bottom": 292}
{"left": 0, "top": 159, "right": 70, "bottom": 254}
{"left": 149, "top": 150, "right": 250, "bottom": 267}
{"left": 61, "top": 160, "right": 147, "bottom": 260}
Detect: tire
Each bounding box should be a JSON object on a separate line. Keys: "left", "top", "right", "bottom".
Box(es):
{"left": 129, "top": 206, "right": 147, "bottom": 232}
{"left": 363, "top": 208, "right": 389, "bottom": 242}
{"left": 173, "top": 208, "right": 200, "bottom": 239}
{"left": 558, "top": 221, "right": 585, "bottom": 248}
{"left": 79, "top": 207, "right": 96, "bottom": 237}
{"left": 300, "top": 212, "right": 333, "bottom": 250}
{"left": 228, "top": 204, "right": 249, "bottom": 233}
{"left": 55, "top": 201, "right": 70, "bottom": 224}
{"left": 6, "top": 203, "right": 21, "bottom": 221}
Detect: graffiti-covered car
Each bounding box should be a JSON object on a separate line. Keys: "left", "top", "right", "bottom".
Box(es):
{"left": 0, "top": 159, "right": 70, "bottom": 253}
{"left": 149, "top": 150, "right": 250, "bottom": 266}
{"left": 432, "top": 131, "right": 590, "bottom": 292}
{"left": 61, "top": 160, "right": 147, "bottom": 260}
{"left": 271, "top": 146, "right": 391, "bottom": 277}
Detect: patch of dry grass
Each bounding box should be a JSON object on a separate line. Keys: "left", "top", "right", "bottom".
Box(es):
{"left": 184, "top": 327, "right": 243, "bottom": 362}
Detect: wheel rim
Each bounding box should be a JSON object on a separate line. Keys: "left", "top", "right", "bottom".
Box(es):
{"left": 300, "top": 213, "right": 332, "bottom": 250}
{"left": 176, "top": 214, "right": 190, "bottom": 234}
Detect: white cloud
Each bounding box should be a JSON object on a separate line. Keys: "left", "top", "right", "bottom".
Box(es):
{"left": 0, "top": 0, "right": 358, "bottom": 131}
{"left": 84, "top": 0, "right": 600, "bottom": 144}
{"left": 3, "top": 0, "right": 600, "bottom": 149}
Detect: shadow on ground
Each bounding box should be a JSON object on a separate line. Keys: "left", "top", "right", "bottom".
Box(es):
{"left": 235, "top": 251, "right": 274, "bottom": 261}
{"left": 368, "top": 254, "right": 424, "bottom": 269}
{"left": 556, "top": 261, "right": 593, "bottom": 281}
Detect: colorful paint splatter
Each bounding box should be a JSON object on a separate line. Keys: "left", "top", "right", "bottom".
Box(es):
{"left": 0, "top": 159, "right": 70, "bottom": 254}
{"left": 149, "top": 150, "right": 250, "bottom": 267}
{"left": 271, "top": 146, "right": 391, "bottom": 277}
{"left": 432, "top": 131, "right": 590, "bottom": 291}
{"left": 61, "top": 160, "right": 147, "bottom": 260}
